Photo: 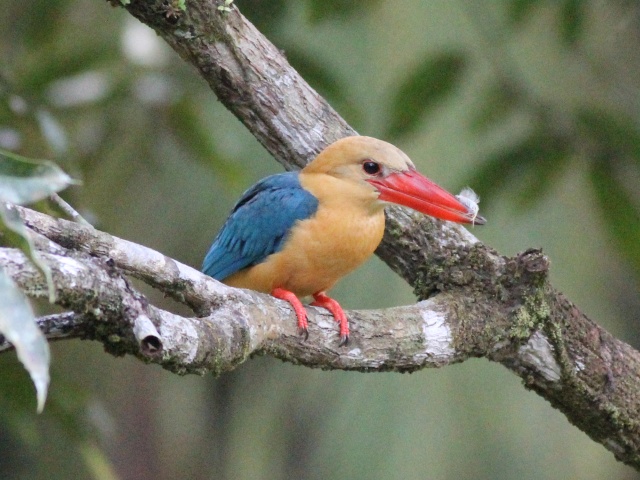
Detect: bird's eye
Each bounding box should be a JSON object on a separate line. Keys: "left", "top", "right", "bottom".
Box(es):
{"left": 362, "top": 160, "right": 381, "bottom": 176}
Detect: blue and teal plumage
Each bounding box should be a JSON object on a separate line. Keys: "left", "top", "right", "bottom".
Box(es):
{"left": 202, "top": 172, "right": 319, "bottom": 280}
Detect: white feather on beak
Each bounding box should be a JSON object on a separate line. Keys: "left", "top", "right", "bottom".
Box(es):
{"left": 456, "top": 187, "right": 481, "bottom": 226}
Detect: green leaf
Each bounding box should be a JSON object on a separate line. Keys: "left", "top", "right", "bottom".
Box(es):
{"left": 0, "top": 351, "right": 91, "bottom": 439}
{"left": 589, "top": 157, "right": 640, "bottom": 276}
{"left": 469, "top": 81, "right": 520, "bottom": 132}
{"left": 386, "top": 52, "right": 466, "bottom": 139}
{"left": 36, "top": 109, "right": 68, "bottom": 155}
{"left": 0, "top": 148, "right": 75, "bottom": 205}
{"left": 464, "top": 139, "right": 533, "bottom": 204}
{"left": 0, "top": 203, "right": 55, "bottom": 302}
{"left": 17, "top": 0, "right": 71, "bottom": 49}
{"left": 466, "top": 132, "right": 571, "bottom": 209}
{"left": 307, "top": 0, "right": 381, "bottom": 24}
{"left": 507, "top": 0, "right": 543, "bottom": 25}
{"left": 167, "top": 98, "right": 243, "bottom": 185}
{"left": 514, "top": 138, "right": 572, "bottom": 209}
{"left": 0, "top": 268, "right": 50, "bottom": 413}
{"left": 576, "top": 108, "right": 640, "bottom": 166}
{"left": 559, "top": 0, "right": 584, "bottom": 46}
{"left": 285, "top": 48, "right": 362, "bottom": 127}
{"left": 20, "top": 45, "right": 118, "bottom": 95}
{"left": 240, "top": 0, "right": 287, "bottom": 34}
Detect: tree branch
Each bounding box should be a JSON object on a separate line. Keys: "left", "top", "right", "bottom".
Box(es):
{"left": 2, "top": 210, "right": 484, "bottom": 374}
{"left": 0, "top": 0, "right": 634, "bottom": 469}
{"left": 11, "top": 182, "right": 640, "bottom": 468}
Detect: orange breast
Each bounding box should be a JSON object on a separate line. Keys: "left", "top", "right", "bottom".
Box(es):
{"left": 224, "top": 173, "right": 386, "bottom": 296}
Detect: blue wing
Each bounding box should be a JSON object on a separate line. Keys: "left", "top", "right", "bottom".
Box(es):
{"left": 202, "top": 172, "right": 319, "bottom": 281}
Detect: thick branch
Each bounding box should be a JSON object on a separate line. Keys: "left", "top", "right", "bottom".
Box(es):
{"left": 0, "top": 0, "right": 624, "bottom": 469}
{"left": 0, "top": 236, "right": 482, "bottom": 373}
{"left": 118, "top": 0, "right": 484, "bottom": 286}
{"left": 12, "top": 199, "right": 640, "bottom": 467}
{"left": 0, "top": 210, "right": 571, "bottom": 381}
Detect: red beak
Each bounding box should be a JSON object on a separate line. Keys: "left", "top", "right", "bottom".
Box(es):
{"left": 367, "top": 169, "right": 486, "bottom": 225}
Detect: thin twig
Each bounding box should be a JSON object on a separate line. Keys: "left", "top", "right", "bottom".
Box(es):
{"left": 49, "top": 193, "right": 92, "bottom": 227}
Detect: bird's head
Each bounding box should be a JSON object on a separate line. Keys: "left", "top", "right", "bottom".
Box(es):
{"left": 302, "top": 136, "right": 485, "bottom": 225}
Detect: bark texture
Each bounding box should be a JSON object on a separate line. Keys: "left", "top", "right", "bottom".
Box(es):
{"left": 1, "top": 0, "right": 638, "bottom": 469}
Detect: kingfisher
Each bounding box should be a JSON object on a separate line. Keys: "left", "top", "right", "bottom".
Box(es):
{"left": 203, "top": 136, "right": 485, "bottom": 345}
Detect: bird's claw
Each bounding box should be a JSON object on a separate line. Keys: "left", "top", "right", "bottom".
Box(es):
{"left": 271, "top": 288, "right": 310, "bottom": 341}
{"left": 298, "top": 324, "right": 309, "bottom": 341}
{"left": 312, "top": 291, "right": 350, "bottom": 347}
{"left": 297, "top": 312, "right": 309, "bottom": 341}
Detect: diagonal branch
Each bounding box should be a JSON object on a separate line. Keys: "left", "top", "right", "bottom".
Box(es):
{"left": 112, "top": 0, "right": 640, "bottom": 468}
{"left": 117, "top": 0, "right": 484, "bottom": 288}
{"left": 0, "top": 206, "right": 570, "bottom": 384}
{"left": 7, "top": 199, "right": 640, "bottom": 466}
{"left": 0, "top": 0, "right": 625, "bottom": 470}
{"left": 0, "top": 215, "right": 493, "bottom": 374}
{"left": 11, "top": 195, "right": 640, "bottom": 468}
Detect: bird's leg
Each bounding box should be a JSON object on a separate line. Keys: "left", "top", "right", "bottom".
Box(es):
{"left": 271, "top": 287, "right": 309, "bottom": 340}
{"left": 311, "top": 292, "right": 349, "bottom": 346}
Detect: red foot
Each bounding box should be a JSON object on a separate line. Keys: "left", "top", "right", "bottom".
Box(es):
{"left": 312, "top": 292, "right": 349, "bottom": 346}
{"left": 272, "top": 288, "right": 309, "bottom": 340}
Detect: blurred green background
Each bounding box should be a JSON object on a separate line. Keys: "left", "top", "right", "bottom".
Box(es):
{"left": 1, "top": 0, "right": 640, "bottom": 478}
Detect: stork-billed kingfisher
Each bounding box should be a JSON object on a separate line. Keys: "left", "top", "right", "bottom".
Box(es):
{"left": 202, "top": 136, "right": 485, "bottom": 345}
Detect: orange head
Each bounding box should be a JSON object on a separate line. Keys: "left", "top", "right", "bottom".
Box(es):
{"left": 302, "top": 136, "right": 485, "bottom": 225}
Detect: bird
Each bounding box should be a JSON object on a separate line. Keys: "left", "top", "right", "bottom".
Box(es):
{"left": 202, "top": 136, "right": 485, "bottom": 346}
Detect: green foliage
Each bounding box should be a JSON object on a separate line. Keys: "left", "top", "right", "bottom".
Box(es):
{"left": 0, "top": 271, "right": 49, "bottom": 413}
{"left": 507, "top": 0, "right": 585, "bottom": 45}
{"left": 469, "top": 99, "right": 640, "bottom": 280}
{"left": 469, "top": 81, "right": 520, "bottom": 133}
{"left": 0, "top": 149, "right": 74, "bottom": 204}
{"left": 576, "top": 108, "right": 640, "bottom": 164}
{"left": 559, "top": 0, "right": 585, "bottom": 46}
{"left": 238, "top": 0, "right": 288, "bottom": 34}
{"left": 1, "top": 0, "right": 640, "bottom": 478}
{"left": 507, "top": 0, "right": 543, "bottom": 24}
{"left": 306, "top": 0, "right": 381, "bottom": 23}
{"left": 14, "top": 0, "right": 73, "bottom": 48}
{"left": 0, "top": 149, "right": 76, "bottom": 415}
{"left": 284, "top": 48, "right": 362, "bottom": 126}
{"left": 464, "top": 0, "right": 640, "bottom": 282}
{"left": 468, "top": 132, "right": 572, "bottom": 210}
{"left": 167, "top": 97, "right": 243, "bottom": 184}
{"left": 0, "top": 353, "right": 112, "bottom": 478}
{"left": 386, "top": 51, "right": 466, "bottom": 139}
{"left": 0, "top": 149, "right": 75, "bottom": 300}
{"left": 590, "top": 156, "right": 640, "bottom": 274}
{"left": 0, "top": 201, "right": 56, "bottom": 298}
